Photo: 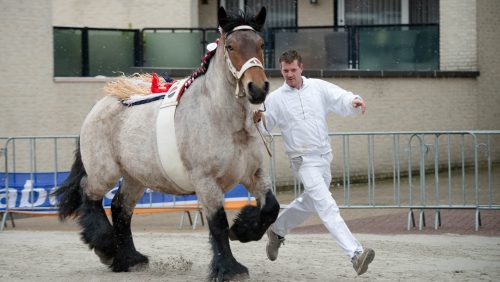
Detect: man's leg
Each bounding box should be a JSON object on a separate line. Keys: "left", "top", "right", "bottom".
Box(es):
{"left": 267, "top": 156, "right": 315, "bottom": 261}
{"left": 297, "top": 155, "right": 363, "bottom": 259}
{"left": 271, "top": 156, "right": 315, "bottom": 237}
{"left": 273, "top": 154, "right": 374, "bottom": 274}
{"left": 266, "top": 193, "right": 315, "bottom": 261}
{"left": 271, "top": 193, "right": 315, "bottom": 236}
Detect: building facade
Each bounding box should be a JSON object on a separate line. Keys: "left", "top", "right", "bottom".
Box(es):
{"left": 1, "top": 0, "right": 498, "bottom": 183}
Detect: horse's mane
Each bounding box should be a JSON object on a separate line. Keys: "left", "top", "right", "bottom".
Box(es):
{"left": 220, "top": 9, "right": 264, "bottom": 33}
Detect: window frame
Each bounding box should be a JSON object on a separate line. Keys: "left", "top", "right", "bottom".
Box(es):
{"left": 336, "top": 0, "right": 412, "bottom": 26}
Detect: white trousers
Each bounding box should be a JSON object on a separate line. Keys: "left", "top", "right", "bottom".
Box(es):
{"left": 272, "top": 153, "right": 363, "bottom": 259}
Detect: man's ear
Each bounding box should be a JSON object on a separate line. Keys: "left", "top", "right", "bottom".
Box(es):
{"left": 254, "top": 7, "right": 266, "bottom": 28}
{"left": 218, "top": 6, "right": 228, "bottom": 31}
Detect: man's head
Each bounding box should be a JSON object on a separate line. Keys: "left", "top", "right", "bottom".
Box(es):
{"left": 279, "top": 50, "right": 304, "bottom": 89}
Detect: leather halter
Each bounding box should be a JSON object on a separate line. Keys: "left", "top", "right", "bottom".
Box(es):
{"left": 223, "top": 25, "right": 265, "bottom": 98}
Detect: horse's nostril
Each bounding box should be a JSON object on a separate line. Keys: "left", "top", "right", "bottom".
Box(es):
{"left": 247, "top": 81, "right": 268, "bottom": 95}
{"left": 264, "top": 81, "right": 270, "bottom": 93}
{"left": 248, "top": 82, "right": 254, "bottom": 92}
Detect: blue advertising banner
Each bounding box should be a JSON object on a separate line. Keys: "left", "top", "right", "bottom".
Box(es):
{"left": 0, "top": 172, "right": 252, "bottom": 214}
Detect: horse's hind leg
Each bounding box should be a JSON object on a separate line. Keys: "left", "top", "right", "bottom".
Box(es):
{"left": 110, "top": 175, "right": 148, "bottom": 272}
{"left": 78, "top": 184, "right": 117, "bottom": 266}
{"left": 195, "top": 178, "right": 249, "bottom": 281}
{"left": 229, "top": 168, "right": 280, "bottom": 242}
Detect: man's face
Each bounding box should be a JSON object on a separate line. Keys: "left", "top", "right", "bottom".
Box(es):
{"left": 280, "top": 59, "right": 303, "bottom": 89}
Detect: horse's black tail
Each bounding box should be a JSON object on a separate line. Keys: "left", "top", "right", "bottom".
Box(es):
{"left": 52, "top": 144, "right": 86, "bottom": 221}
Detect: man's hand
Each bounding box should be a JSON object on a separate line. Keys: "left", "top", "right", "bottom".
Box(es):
{"left": 253, "top": 111, "right": 263, "bottom": 123}
{"left": 352, "top": 98, "right": 366, "bottom": 114}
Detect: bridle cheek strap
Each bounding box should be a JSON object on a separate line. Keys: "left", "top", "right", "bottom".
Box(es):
{"left": 222, "top": 25, "right": 264, "bottom": 98}
{"left": 225, "top": 55, "right": 264, "bottom": 98}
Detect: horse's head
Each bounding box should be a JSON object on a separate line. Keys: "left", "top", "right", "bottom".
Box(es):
{"left": 218, "top": 7, "right": 270, "bottom": 105}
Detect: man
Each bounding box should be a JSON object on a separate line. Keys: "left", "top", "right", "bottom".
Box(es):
{"left": 254, "top": 50, "right": 375, "bottom": 275}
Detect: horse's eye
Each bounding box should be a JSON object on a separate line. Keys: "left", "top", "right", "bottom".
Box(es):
{"left": 226, "top": 45, "right": 234, "bottom": 51}
{"left": 261, "top": 44, "right": 265, "bottom": 50}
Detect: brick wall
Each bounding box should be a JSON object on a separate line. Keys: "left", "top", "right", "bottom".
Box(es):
{"left": 0, "top": 0, "right": 56, "bottom": 136}
{"left": 298, "top": 0, "right": 334, "bottom": 26}
{"left": 265, "top": 76, "right": 485, "bottom": 184}
{"left": 440, "top": 0, "right": 478, "bottom": 70}
{"left": 476, "top": 0, "right": 500, "bottom": 130}
{"left": 52, "top": 0, "right": 199, "bottom": 28}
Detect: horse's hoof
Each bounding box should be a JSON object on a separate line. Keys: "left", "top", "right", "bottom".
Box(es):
{"left": 94, "top": 249, "right": 114, "bottom": 266}
{"left": 212, "top": 259, "right": 249, "bottom": 281}
{"left": 217, "top": 272, "right": 249, "bottom": 281}
{"left": 111, "top": 250, "right": 149, "bottom": 272}
{"left": 229, "top": 222, "right": 263, "bottom": 243}
{"left": 226, "top": 272, "right": 250, "bottom": 281}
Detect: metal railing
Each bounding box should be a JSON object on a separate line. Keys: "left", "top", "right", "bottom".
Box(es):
{"left": 1, "top": 131, "right": 498, "bottom": 232}
{"left": 0, "top": 136, "right": 248, "bottom": 231}
{"left": 268, "top": 131, "right": 500, "bottom": 231}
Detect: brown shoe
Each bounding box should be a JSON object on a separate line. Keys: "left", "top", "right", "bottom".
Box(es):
{"left": 352, "top": 248, "right": 375, "bottom": 275}
{"left": 266, "top": 228, "right": 285, "bottom": 261}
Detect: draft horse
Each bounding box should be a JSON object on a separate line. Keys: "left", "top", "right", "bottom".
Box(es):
{"left": 53, "top": 7, "right": 279, "bottom": 281}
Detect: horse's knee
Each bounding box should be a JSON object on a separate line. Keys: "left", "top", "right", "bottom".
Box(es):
{"left": 229, "top": 190, "right": 280, "bottom": 242}
{"left": 207, "top": 207, "right": 230, "bottom": 239}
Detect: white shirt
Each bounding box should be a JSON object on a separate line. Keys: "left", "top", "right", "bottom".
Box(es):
{"left": 262, "top": 76, "right": 361, "bottom": 158}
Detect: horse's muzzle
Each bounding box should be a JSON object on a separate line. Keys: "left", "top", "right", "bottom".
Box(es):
{"left": 247, "top": 81, "right": 269, "bottom": 104}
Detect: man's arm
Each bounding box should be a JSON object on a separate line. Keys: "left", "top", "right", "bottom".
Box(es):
{"left": 352, "top": 97, "right": 366, "bottom": 114}
{"left": 321, "top": 80, "right": 366, "bottom": 116}
{"left": 253, "top": 97, "right": 278, "bottom": 133}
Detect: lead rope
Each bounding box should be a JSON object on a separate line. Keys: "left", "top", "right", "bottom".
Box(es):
{"left": 254, "top": 103, "right": 273, "bottom": 157}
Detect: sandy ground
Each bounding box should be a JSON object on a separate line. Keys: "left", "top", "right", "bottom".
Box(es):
{"left": 1, "top": 227, "right": 499, "bottom": 282}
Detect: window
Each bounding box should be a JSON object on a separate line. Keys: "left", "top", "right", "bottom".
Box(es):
{"left": 221, "top": 0, "right": 297, "bottom": 28}
{"left": 334, "top": 0, "right": 439, "bottom": 70}
{"left": 221, "top": 0, "right": 297, "bottom": 68}
{"left": 53, "top": 27, "right": 140, "bottom": 77}
{"left": 337, "top": 0, "right": 439, "bottom": 25}
{"left": 410, "top": 0, "right": 439, "bottom": 24}
{"left": 341, "top": 0, "right": 402, "bottom": 25}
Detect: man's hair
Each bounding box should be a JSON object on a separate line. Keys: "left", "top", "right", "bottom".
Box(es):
{"left": 279, "top": 49, "right": 302, "bottom": 65}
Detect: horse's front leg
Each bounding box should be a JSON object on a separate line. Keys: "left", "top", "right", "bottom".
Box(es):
{"left": 195, "top": 179, "right": 249, "bottom": 281}
{"left": 229, "top": 168, "right": 280, "bottom": 242}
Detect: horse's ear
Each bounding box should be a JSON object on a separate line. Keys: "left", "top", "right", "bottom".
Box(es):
{"left": 254, "top": 7, "right": 267, "bottom": 28}
{"left": 218, "top": 7, "right": 228, "bottom": 31}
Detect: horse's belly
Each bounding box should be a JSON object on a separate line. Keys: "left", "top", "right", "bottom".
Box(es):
{"left": 148, "top": 183, "right": 195, "bottom": 195}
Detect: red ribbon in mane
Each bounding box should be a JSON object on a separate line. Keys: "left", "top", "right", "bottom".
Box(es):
{"left": 151, "top": 73, "right": 174, "bottom": 93}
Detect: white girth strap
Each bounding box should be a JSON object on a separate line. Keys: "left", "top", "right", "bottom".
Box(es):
{"left": 223, "top": 25, "right": 265, "bottom": 98}
{"left": 156, "top": 78, "right": 193, "bottom": 190}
